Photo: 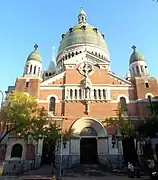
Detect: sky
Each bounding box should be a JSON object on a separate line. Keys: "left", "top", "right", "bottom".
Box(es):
{"left": 0, "top": 0, "right": 158, "bottom": 96}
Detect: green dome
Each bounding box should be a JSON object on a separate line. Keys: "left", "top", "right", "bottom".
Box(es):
{"left": 129, "top": 45, "right": 144, "bottom": 65}
{"left": 58, "top": 23, "right": 107, "bottom": 54}
{"left": 129, "top": 51, "right": 144, "bottom": 65}
{"left": 27, "top": 50, "right": 42, "bottom": 63}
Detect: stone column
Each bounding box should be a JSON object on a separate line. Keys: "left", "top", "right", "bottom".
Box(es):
{"left": 72, "top": 89, "right": 75, "bottom": 100}
{"left": 101, "top": 89, "right": 104, "bottom": 100}
{"left": 77, "top": 89, "right": 79, "bottom": 100}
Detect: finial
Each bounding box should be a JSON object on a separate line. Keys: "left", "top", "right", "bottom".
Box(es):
{"left": 132, "top": 45, "right": 136, "bottom": 52}
{"left": 34, "top": 44, "right": 38, "bottom": 50}
{"left": 80, "top": 6, "right": 84, "bottom": 11}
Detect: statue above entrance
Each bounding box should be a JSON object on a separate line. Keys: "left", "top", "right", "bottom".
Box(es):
{"left": 77, "top": 61, "right": 94, "bottom": 77}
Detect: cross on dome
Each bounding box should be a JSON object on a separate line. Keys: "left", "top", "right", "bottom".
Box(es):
{"left": 34, "top": 44, "right": 38, "bottom": 50}
{"left": 132, "top": 45, "right": 136, "bottom": 52}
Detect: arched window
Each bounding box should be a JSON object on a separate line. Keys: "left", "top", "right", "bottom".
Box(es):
{"left": 49, "top": 97, "right": 56, "bottom": 113}
{"left": 120, "top": 97, "right": 127, "bottom": 113}
{"left": 33, "top": 66, "right": 36, "bottom": 74}
{"left": 98, "top": 89, "right": 101, "bottom": 99}
{"left": 103, "top": 89, "right": 106, "bottom": 99}
{"left": 49, "top": 73, "right": 52, "bottom": 76}
{"left": 65, "top": 55, "right": 67, "bottom": 60}
{"left": 11, "top": 144, "right": 23, "bottom": 158}
{"left": 76, "top": 51, "right": 78, "bottom": 55}
{"left": 30, "top": 65, "right": 32, "bottom": 74}
{"left": 70, "top": 89, "right": 73, "bottom": 99}
{"left": 136, "top": 66, "right": 139, "bottom": 75}
{"left": 79, "top": 89, "right": 82, "bottom": 99}
{"left": 75, "top": 89, "right": 77, "bottom": 99}
{"left": 72, "top": 52, "right": 74, "bottom": 57}
{"left": 68, "top": 53, "right": 71, "bottom": 58}
{"left": 94, "top": 89, "right": 97, "bottom": 99}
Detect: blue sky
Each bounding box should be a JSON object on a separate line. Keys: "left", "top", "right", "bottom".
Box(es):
{"left": 0, "top": 0, "right": 158, "bottom": 95}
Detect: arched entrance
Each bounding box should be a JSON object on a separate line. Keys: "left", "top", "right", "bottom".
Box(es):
{"left": 80, "top": 127, "right": 98, "bottom": 164}
{"left": 71, "top": 117, "right": 107, "bottom": 165}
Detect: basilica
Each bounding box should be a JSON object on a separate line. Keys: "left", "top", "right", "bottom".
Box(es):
{"left": 2, "top": 8, "right": 158, "bottom": 173}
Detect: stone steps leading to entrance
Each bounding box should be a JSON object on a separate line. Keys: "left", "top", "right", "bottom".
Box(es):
{"left": 65, "top": 164, "right": 108, "bottom": 177}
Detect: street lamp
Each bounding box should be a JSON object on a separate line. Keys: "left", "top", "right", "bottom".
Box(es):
{"left": 59, "top": 131, "right": 63, "bottom": 180}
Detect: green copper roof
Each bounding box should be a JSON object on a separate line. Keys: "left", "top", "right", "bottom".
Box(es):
{"left": 129, "top": 46, "right": 144, "bottom": 64}
{"left": 26, "top": 50, "right": 42, "bottom": 63}
{"left": 58, "top": 23, "right": 107, "bottom": 54}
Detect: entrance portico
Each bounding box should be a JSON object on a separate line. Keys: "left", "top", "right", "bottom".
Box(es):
{"left": 70, "top": 117, "right": 108, "bottom": 164}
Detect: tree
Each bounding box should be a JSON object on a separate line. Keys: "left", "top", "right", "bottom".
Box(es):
{"left": 137, "top": 101, "right": 158, "bottom": 138}
{"left": 0, "top": 91, "right": 73, "bottom": 167}
{"left": 0, "top": 91, "right": 38, "bottom": 144}
{"left": 103, "top": 103, "right": 135, "bottom": 137}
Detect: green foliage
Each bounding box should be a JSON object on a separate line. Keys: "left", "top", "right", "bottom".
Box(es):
{"left": 137, "top": 101, "right": 158, "bottom": 138}
{"left": 0, "top": 91, "right": 73, "bottom": 150}
{"left": 103, "top": 103, "right": 135, "bottom": 137}
{"left": 0, "top": 91, "right": 38, "bottom": 143}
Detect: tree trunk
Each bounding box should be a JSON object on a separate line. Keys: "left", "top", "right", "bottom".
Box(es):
{"left": 0, "top": 131, "right": 9, "bottom": 144}
{"left": 0, "top": 124, "right": 24, "bottom": 145}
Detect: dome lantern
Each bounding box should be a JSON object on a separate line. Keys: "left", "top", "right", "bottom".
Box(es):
{"left": 78, "top": 7, "right": 87, "bottom": 24}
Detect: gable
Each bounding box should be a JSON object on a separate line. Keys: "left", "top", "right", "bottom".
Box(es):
{"left": 108, "top": 72, "right": 132, "bottom": 86}
{"left": 40, "top": 72, "right": 65, "bottom": 86}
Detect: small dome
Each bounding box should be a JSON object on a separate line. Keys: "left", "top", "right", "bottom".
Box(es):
{"left": 129, "top": 45, "right": 144, "bottom": 65}
{"left": 26, "top": 44, "right": 42, "bottom": 63}
{"left": 48, "top": 61, "right": 56, "bottom": 73}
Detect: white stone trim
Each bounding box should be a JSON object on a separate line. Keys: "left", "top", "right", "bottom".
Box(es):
{"left": 40, "top": 86, "right": 63, "bottom": 90}
{"left": 145, "top": 92, "right": 154, "bottom": 98}
{"left": 47, "top": 94, "right": 60, "bottom": 103}
{"left": 71, "top": 117, "right": 108, "bottom": 137}
{"left": 116, "top": 94, "right": 129, "bottom": 103}
{"left": 40, "top": 85, "right": 134, "bottom": 90}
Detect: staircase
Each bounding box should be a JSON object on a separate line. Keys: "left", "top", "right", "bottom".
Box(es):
{"left": 65, "top": 164, "right": 108, "bottom": 177}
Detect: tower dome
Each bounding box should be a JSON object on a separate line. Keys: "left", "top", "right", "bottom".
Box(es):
{"left": 129, "top": 45, "right": 144, "bottom": 65}
{"left": 24, "top": 44, "right": 43, "bottom": 78}
{"left": 26, "top": 44, "right": 42, "bottom": 63}
{"left": 129, "top": 45, "right": 148, "bottom": 78}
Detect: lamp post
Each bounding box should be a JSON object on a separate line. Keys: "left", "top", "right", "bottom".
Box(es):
{"left": 59, "top": 132, "right": 63, "bottom": 180}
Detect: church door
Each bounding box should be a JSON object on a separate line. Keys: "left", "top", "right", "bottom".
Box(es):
{"left": 80, "top": 138, "right": 98, "bottom": 164}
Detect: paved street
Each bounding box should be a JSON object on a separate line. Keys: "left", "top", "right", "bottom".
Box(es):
{"left": 0, "top": 174, "right": 149, "bottom": 180}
